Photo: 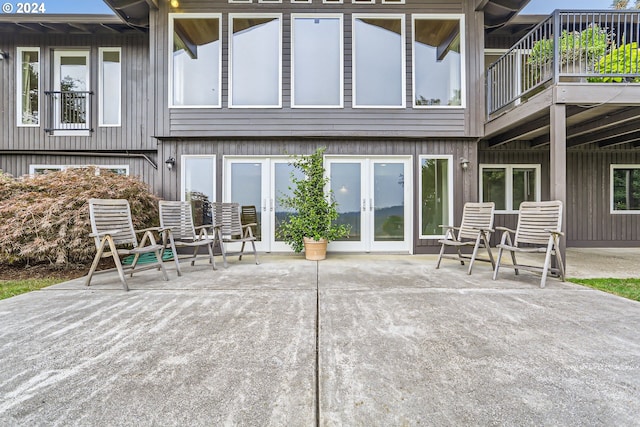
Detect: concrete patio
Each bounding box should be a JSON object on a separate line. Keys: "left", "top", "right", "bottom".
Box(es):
{"left": 0, "top": 249, "right": 639, "bottom": 426}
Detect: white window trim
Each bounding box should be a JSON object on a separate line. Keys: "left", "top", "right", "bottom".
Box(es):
{"left": 610, "top": 164, "right": 640, "bottom": 214}
{"left": 292, "top": 0, "right": 312, "bottom": 3}
{"left": 323, "top": 0, "right": 344, "bottom": 3}
{"left": 98, "top": 47, "right": 122, "bottom": 127}
{"left": 419, "top": 155, "right": 453, "bottom": 239}
{"left": 479, "top": 164, "right": 541, "bottom": 214}
{"left": 259, "top": 0, "right": 282, "bottom": 2}
{"left": 181, "top": 155, "right": 217, "bottom": 203}
{"left": 16, "top": 47, "right": 40, "bottom": 128}
{"left": 168, "top": 13, "right": 222, "bottom": 109}
{"left": 229, "top": 0, "right": 252, "bottom": 3}
{"left": 382, "top": 0, "right": 405, "bottom": 3}
{"left": 291, "top": 13, "right": 344, "bottom": 109}
{"left": 228, "top": 13, "right": 283, "bottom": 109}
{"left": 412, "top": 14, "right": 466, "bottom": 109}
{"left": 29, "top": 165, "right": 129, "bottom": 175}
{"left": 353, "top": 0, "right": 375, "bottom": 3}
{"left": 352, "top": 14, "right": 406, "bottom": 109}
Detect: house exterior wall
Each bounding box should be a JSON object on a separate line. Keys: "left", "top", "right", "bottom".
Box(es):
{"left": 0, "top": 32, "right": 153, "bottom": 152}
{"left": 158, "top": 138, "right": 477, "bottom": 253}
{"left": 480, "top": 145, "right": 640, "bottom": 247}
{"left": 151, "top": 0, "right": 486, "bottom": 139}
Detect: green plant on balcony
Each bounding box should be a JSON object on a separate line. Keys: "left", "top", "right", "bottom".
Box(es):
{"left": 528, "top": 24, "right": 609, "bottom": 74}
{"left": 588, "top": 42, "right": 640, "bottom": 82}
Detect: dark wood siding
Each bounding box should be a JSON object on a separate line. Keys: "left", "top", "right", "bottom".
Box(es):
{"left": 0, "top": 153, "right": 157, "bottom": 189}
{"left": 480, "top": 145, "right": 640, "bottom": 246}
{"left": 158, "top": 137, "right": 477, "bottom": 253}
{"left": 153, "top": 0, "right": 485, "bottom": 139}
{"left": 0, "top": 32, "right": 152, "bottom": 152}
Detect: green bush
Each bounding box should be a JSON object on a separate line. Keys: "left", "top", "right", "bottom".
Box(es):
{"left": 0, "top": 168, "right": 160, "bottom": 267}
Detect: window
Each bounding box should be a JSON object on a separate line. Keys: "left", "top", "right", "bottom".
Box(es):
{"left": 480, "top": 164, "right": 540, "bottom": 212}
{"left": 419, "top": 156, "right": 452, "bottom": 237}
{"left": 99, "top": 48, "right": 121, "bottom": 126}
{"left": 382, "top": 0, "right": 405, "bottom": 3}
{"left": 611, "top": 165, "right": 640, "bottom": 213}
{"left": 352, "top": 0, "right": 375, "bottom": 3}
{"left": 182, "top": 156, "right": 216, "bottom": 226}
{"left": 413, "top": 15, "right": 465, "bottom": 108}
{"left": 292, "top": 14, "right": 343, "bottom": 108}
{"left": 169, "top": 14, "right": 222, "bottom": 108}
{"left": 29, "top": 165, "right": 129, "bottom": 175}
{"left": 229, "top": 14, "right": 282, "bottom": 108}
{"left": 17, "top": 48, "right": 40, "bottom": 126}
{"left": 292, "top": 0, "right": 312, "bottom": 3}
{"left": 353, "top": 14, "right": 405, "bottom": 108}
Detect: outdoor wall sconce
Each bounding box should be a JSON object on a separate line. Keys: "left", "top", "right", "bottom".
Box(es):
{"left": 165, "top": 157, "right": 176, "bottom": 171}
{"left": 0, "top": 51, "right": 8, "bottom": 61}
{"left": 459, "top": 157, "right": 470, "bottom": 171}
{"left": 170, "top": 0, "right": 179, "bottom": 8}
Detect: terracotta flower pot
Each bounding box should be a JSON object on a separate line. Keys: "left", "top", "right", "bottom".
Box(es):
{"left": 303, "top": 237, "right": 327, "bottom": 261}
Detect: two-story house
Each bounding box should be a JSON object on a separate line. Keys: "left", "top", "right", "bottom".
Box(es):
{"left": 1, "top": 0, "right": 638, "bottom": 256}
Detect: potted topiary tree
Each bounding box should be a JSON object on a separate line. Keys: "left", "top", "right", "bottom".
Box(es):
{"left": 277, "top": 147, "right": 350, "bottom": 260}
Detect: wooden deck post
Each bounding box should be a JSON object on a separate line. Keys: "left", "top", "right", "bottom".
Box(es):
{"left": 550, "top": 104, "right": 567, "bottom": 265}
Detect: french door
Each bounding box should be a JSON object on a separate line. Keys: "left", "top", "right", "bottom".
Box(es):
{"left": 53, "top": 50, "right": 90, "bottom": 131}
{"left": 326, "top": 156, "right": 413, "bottom": 253}
{"left": 224, "top": 157, "right": 302, "bottom": 252}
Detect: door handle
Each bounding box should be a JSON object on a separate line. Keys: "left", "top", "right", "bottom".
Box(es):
{"left": 270, "top": 198, "right": 274, "bottom": 212}
{"left": 370, "top": 198, "right": 373, "bottom": 211}
{"left": 262, "top": 199, "right": 267, "bottom": 212}
{"left": 362, "top": 199, "right": 366, "bottom": 212}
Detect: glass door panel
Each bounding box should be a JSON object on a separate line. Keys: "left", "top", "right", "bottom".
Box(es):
{"left": 53, "top": 50, "right": 90, "bottom": 130}
{"left": 225, "top": 157, "right": 299, "bottom": 252}
{"left": 331, "top": 162, "right": 362, "bottom": 242}
{"left": 373, "top": 162, "right": 405, "bottom": 242}
{"left": 230, "top": 162, "right": 263, "bottom": 242}
{"left": 328, "top": 157, "right": 412, "bottom": 253}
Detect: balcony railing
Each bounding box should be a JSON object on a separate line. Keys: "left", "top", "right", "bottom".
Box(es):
{"left": 487, "top": 10, "right": 640, "bottom": 117}
{"left": 44, "top": 90, "right": 93, "bottom": 133}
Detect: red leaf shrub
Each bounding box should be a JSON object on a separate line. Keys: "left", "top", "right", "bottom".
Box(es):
{"left": 0, "top": 168, "right": 160, "bottom": 267}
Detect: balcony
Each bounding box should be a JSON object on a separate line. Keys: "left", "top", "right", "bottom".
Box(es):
{"left": 44, "top": 90, "right": 93, "bottom": 135}
{"left": 484, "top": 10, "right": 640, "bottom": 150}
{"left": 487, "top": 10, "right": 640, "bottom": 118}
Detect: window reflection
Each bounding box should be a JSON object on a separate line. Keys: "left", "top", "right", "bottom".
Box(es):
{"left": 231, "top": 15, "right": 281, "bottom": 107}
{"left": 172, "top": 16, "right": 221, "bottom": 107}
{"left": 292, "top": 16, "right": 342, "bottom": 107}
{"left": 421, "top": 158, "right": 450, "bottom": 236}
{"left": 413, "top": 18, "right": 463, "bottom": 107}
{"left": 353, "top": 16, "right": 404, "bottom": 107}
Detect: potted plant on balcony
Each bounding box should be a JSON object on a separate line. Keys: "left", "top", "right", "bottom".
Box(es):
{"left": 528, "top": 24, "right": 609, "bottom": 80}
{"left": 278, "top": 147, "right": 350, "bottom": 260}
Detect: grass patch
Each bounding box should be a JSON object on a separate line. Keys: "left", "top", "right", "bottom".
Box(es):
{"left": 0, "top": 278, "right": 65, "bottom": 300}
{"left": 568, "top": 278, "right": 640, "bottom": 302}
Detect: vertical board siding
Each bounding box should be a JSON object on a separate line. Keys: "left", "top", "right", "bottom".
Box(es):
{"left": 481, "top": 147, "right": 640, "bottom": 246}
{"left": 0, "top": 154, "right": 157, "bottom": 190}
{"left": 0, "top": 32, "right": 151, "bottom": 152}
{"left": 155, "top": 0, "right": 476, "bottom": 138}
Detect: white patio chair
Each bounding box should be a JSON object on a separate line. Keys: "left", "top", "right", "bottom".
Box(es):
{"left": 436, "top": 202, "right": 496, "bottom": 274}
{"left": 493, "top": 200, "right": 565, "bottom": 288}
{"left": 86, "top": 198, "right": 169, "bottom": 291}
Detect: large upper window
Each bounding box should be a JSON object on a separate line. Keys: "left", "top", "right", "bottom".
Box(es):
{"left": 480, "top": 164, "right": 540, "bottom": 212}
{"left": 611, "top": 165, "right": 640, "bottom": 213}
{"left": 170, "top": 14, "right": 221, "bottom": 108}
{"left": 420, "top": 156, "right": 452, "bottom": 237}
{"left": 353, "top": 14, "right": 405, "bottom": 108}
{"left": 291, "top": 14, "right": 343, "bottom": 108}
{"left": 413, "top": 15, "right": 464, "bottom": 108}
{"left": 17, "top": 47, "right": 40, "bottom": 126}
{"left": 230, "top": 14, "right": 282, "bottom": 108}
{"left": 99, "top": 48, "right": 121, "bottom": 126}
